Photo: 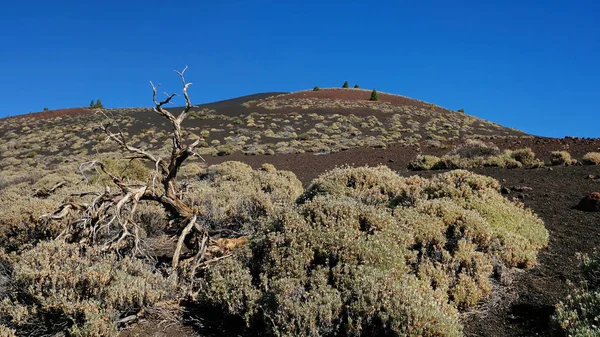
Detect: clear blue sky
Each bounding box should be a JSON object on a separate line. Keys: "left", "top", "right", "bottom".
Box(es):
{"left": 0, "top": 1, "right": 598, "bottom": 138}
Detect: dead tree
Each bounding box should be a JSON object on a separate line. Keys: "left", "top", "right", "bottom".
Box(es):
{"left": 44, "top": 67, "right": 215, "bottom": 270}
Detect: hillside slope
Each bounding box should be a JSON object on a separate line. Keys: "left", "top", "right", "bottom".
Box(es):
{"left": 0, "top": 88, "right": 529, "bottom": 172}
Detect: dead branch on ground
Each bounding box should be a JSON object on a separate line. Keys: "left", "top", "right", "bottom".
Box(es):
{"left": 41, "top": 67, "right": 239, "bottom": 272}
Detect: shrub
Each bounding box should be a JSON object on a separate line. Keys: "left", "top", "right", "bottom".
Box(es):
{"left": 370, "top": 89, "right": 378, "bottom": 101}
{"left": 342, "top": 81, "right": 349, "bottom": 88}
{"left": 354, "top": 84, "right": 359, "bottom": 88}
{"left": 0, "top": 172, "right": 99, "bottom": 253}
{"left": 313, "top": 86, "right": 320, "bottom": 91}
{"left": 408, "top": 144, "right": 541, "bottom": 171}
{"left": 552, "top": 253, "right": 600, "bottom": 336}
{"left": 509, "top": 148, "right": 538, "bottom": 166}
{"left": 89, "top": 158, "right": 150, "bottom": 185}
{"left": 550, "top": 151, "right": 576, "bottom": 166}
{"left": 458, "top": 108, "right": 465, "bottom": 113}
{"left": 448, "top": 139, "right": 500, "bottom": 159}
{"left": 582, "top": 152, "right": 600, "bottom": 165}
{"left": 407, "top": 155, "right": 441, "bottom": 170}
{"left": 0, "top": 241, "right": 170, "bottom": 336}
{"left": 187, "top": 161, "right": 303, "bottom": 234}
{"left": 196, "top": 166, "right": 548, "bottom": 336}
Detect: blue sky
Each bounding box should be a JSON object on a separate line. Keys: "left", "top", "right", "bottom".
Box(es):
{"left": 0, "top": 1, "right": 598, "bottom": 138}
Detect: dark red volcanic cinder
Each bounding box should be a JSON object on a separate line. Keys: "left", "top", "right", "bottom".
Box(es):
{"left": 259, "top": 88, "right": 454, "bottom": 113}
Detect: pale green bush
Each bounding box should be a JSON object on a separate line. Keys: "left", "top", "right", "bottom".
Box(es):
{"left": 197, "top": 166, "right": 548, "bottom": 336}
{"left": 186, "top": 161, "right": 303, "bottom": 234}
{"left": 408, "top": 145, "right": 541, "bottom": 170}
{"left": 0, "top": 241, "right": 170, "bottom": 336}
{"left": 552, "top": 253, "right": 600, "bottom": 336}
{"left": 447, "top": 139, "right": 500, "bottom": 158}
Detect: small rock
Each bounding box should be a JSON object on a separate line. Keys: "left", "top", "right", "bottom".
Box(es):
{"left": 547, "top": 167, "right": 553, "bottom": 171}
{"left": 501, "top": 186, "right": 511, "bottom": 194}
{"left": 576, "top": 192, "right": 600, "bottom": 212}
{"left": 388, "top": 159, "right": 395, "bottom": 163}
{"left": 587, "top": 174, "right": 599, "bottom": 180}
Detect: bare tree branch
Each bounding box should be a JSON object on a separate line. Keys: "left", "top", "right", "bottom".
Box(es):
{"left": 42, "top": 67, "right": 230, "bottom": 274}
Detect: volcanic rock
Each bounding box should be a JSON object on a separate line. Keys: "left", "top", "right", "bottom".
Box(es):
{"left": 576, "top": 192, "right": 600, "bottom": 212}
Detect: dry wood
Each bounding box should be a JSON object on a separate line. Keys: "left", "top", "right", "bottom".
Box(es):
{"left": 42, "top": 67, "right": 234, "bottom": 272}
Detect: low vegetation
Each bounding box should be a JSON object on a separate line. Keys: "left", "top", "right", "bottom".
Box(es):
{"left": 198, "top": 167, "right": 548, "bottom": 336}
{"left": 582, "top": 152, "right": 600, "bottom": 165}
{"left": 550, "top": 151, "right": 577, "bottom": 166}
{"left": 0, "top": 70, "right": 554, "bottom": 336}
{"left": 408, "top": 140, "right": 543, "bottom": 170}
{"left": 552, "top": 252, "right": 600, "bottom": 336}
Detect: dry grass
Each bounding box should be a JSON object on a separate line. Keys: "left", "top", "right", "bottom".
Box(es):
{"left": 582, "top": 152, "right": 600, "bottom": 165}
{"left": 550, "top": 151, "right": 577, "bottom": 166}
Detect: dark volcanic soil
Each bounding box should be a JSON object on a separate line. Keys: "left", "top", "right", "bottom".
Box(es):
{"left": 199, "top": 136, "right": 600, "bottom": 337}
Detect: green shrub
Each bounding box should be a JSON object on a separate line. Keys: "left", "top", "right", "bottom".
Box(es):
{"left": 313, "top": 86, "right": 320, "bottom": 91}
{"left": 552, "top": 253, "right": 600, "bottom": 336}
{"left": 0, "top": 241, "right": 170, "bottom": 336}
{"left": 370, "top": 89, "right": 378, "bottom": 101}
{"left": 196, "top": 166, "right": 548, "bottom": 336}
{"left": 550, "top": 151, "right": 576, "bottom": 166}
{"left": 582, "top": 152, "right": 600, "bottom": 165}
{"left": 342, "top": 81, "right": 349, "bottom": 88}
{"left": 354, "top": 84, "right": 359, "bottom": 88}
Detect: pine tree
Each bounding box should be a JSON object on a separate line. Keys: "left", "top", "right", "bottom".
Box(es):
{"left": 90, "top": 100, "right": 95, "bottom": 108}
{"left": 95, "top": 99, "right": 103, "bottom": 109}
{"left": 354, "top": 84, "right": 359, "bottom": 88}
{"left": 369, "top": 89, "right": 378, "bottom": 101}
{"left": 313, "top": 86, "right": 320, "bottom": 91}
{"left": 342, "top": 81, "right": 349, "bottom": 88}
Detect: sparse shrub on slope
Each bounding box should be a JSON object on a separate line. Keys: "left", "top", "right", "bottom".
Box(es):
{"left": 197, "top": 166, "right": 548, "bottom": 336}
{"left": 582, "top": 152, "right": 600, "bottom": 165}
{"left": 407, "top": 154, "right": 442, "bottom": 171}
{"left": 0, "top": 241, "right": 170, "bottom": 337}
{"left": 550, "top": 151, "right": 577, "bottom": 166}
{"left": 448, "top": 139, "right": 501, "bottom": 159}
{"left": 408, "top": 142, "right": 542, "bottom": 170}
{"left": 552, "top": 253, "right": 600, "bottom": 336}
